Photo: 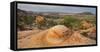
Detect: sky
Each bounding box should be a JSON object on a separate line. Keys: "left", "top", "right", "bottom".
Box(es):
{"left": 18, "top": 3, "right": 96, "bottom": 14}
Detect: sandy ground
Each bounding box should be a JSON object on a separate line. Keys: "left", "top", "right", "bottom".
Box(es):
{"left": 18, "top": 29, "right": 96, "bottom": 49}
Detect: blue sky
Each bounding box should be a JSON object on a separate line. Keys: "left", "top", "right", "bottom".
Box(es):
{"left": 18, "top": 3, "right": 96, "bottom": 14}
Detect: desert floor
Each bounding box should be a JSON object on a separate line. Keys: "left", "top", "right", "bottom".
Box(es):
{"left": 18, "top": 29, "right": 96, "bottom": 49}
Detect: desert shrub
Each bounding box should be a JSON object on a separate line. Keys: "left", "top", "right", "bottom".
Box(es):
{"left": 46, "top": 19, "right": 57, "bottom": 28}
{"left": 24, "top": 16, "right": 34, "bottom": 25}
{"left": 17, "top": 16, "right": 34, "bottom": 30}
{"left": 61, "top": 15, "right": 81, "bottom": 30}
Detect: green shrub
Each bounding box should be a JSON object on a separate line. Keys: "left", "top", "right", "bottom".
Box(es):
{"left": 17, "top": 16, "right": 34, "bottom": 30}
{"left": 46, "top": 19, "right": 57, "bottom": 28}
{"left": 61, "top": 15, "right": 81, "bottom": 30}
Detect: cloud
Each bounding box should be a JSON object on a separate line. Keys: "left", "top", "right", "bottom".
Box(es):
{"left": 18, "top": 3, "right": 96, "bottom": 14}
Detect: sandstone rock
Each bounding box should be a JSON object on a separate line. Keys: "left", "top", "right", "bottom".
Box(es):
{"left": 18, "top": 25, "right": 96, "bottom": 48}
{"left": 45, "top": 25, "right": 72, "bottom": 45}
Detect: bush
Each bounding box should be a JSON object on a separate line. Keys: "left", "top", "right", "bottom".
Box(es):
{"left": 46, "top": 19, "right": 57, "bottom": 28}
{"left": 17, "top": 16, "right": 34, "bottom": 30}
{"left": 61, "top": 16, "right": 81, "bottom": 30}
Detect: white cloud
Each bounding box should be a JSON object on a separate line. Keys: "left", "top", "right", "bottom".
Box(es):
{"left": 18, "top": 3, "right": 96, "bottom": 14}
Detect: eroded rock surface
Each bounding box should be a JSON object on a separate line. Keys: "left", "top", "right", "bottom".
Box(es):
{"left": 18, "top": 25, "right": 96, "bottom": 48}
